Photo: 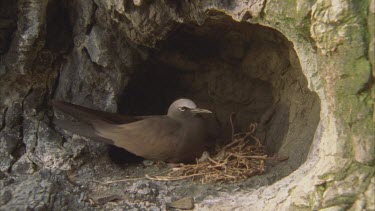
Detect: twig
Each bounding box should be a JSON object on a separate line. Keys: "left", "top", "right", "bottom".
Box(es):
{"left": 230, "top": 112, "right": 236, "bottom": 140}
{"left": 92, "top": 177, "right": 142, "bottom": 184}
{"left": 146, "top": 173, "right": 207, "bottom": 181}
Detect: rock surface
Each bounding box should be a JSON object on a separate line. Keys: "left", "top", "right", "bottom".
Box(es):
{"left": 0, "top": 0, "right": 373, "bottom": 210}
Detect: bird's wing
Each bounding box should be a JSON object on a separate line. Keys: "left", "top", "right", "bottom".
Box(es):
{"left": 52, "top": 100, "right": 149, "bottom": 124}
{"left": 53, "top": 119, "right": 115, "bottom": 144}
{"left": 92, "top": 117, "right": 183, "bottom": 161}
{"left": 52, "top": 100, "right": 185, "bottom": 162}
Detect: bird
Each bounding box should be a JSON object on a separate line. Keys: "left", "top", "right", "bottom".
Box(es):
{"left": 52, "top": 99, "right": 212, "bottom": 163}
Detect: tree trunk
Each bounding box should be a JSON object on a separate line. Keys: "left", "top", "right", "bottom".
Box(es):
{"left": 0, "top": 0, "right": 373, "bottom": 210}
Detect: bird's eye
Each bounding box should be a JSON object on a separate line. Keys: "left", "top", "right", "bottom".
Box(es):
{"left": 179, "top": 106, "right": 187, "bottom": 111}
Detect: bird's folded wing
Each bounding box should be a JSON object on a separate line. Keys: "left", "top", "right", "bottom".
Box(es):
{"left": 54, "top": 119, "right": 115, "bottom": 144}
{"left": 92, "top": 117, "right": 183, "bottom": 161}
{"left": 52, "top": 100, "right": 148, "bottom": 124}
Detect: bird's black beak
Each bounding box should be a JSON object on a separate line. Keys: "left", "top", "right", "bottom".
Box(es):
{"left": 190, "top": 108, "right": 212, "bottom": 114}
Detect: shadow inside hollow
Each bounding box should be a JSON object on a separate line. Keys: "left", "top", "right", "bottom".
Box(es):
{"left": 108, "top": 145, "right": 144, "bottom": 164}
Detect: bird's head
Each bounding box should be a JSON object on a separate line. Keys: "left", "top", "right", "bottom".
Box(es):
{"left": 167, "top": 98, "right": 212, "bottom": 119}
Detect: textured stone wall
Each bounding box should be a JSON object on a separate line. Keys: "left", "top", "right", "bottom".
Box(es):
{"left": 0, "top": 0, "right": 373, "bottom": 210}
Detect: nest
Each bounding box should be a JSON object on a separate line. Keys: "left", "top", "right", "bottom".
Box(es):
{"left": 147, "top": 121, "right": 269, "bottom": 184}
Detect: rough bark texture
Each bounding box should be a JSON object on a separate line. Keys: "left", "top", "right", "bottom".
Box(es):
{"left": 0, "top": 0, "right": 374, "bottom": 210}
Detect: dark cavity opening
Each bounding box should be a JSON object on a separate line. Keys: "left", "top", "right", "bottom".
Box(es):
{"left": 0, "top": 0, "right": 18, "bottom": 54}
{"left": 119, "top": 15, "right": 320, "bottom": 180}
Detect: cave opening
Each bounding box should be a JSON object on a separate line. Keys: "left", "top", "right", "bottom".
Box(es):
{"left": 118, "top": 15, "right": 321, "bottom": 181}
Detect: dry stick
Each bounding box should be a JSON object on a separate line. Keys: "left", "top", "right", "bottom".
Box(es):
{"left": 146, "top": 173, "right": 207, "bottom": 181}
{"left": 223, "top": 137, "right": 244, "bottom": 151}
{"left": 92, "top": 177, "right": 142, "bottom": 185}
{"left": 93, "top": 167, "right": 177, "bottom": 184}
{"left": 207, "top": 157, "right": 222, "bottom": 166}
{"left": 230, "top": 112, "right": 236, "bottom": 140}
{"left": 223, "top": 112, "right": 240, "bottom": 151}
{"left": 224, "top": 130, "right": 256, "bottom": 151}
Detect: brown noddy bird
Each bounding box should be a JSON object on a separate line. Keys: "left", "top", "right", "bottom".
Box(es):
{"left": 52, "top": 99, "right": 212, "bottom": 163}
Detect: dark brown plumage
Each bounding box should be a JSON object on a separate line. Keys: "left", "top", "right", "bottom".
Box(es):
{"left": 52, "top": 99, "right": 212, "bottom": 163}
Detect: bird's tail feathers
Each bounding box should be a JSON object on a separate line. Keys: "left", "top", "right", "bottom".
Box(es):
{"left": 52, "top": 100, "right": 148, "bottom": 125}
